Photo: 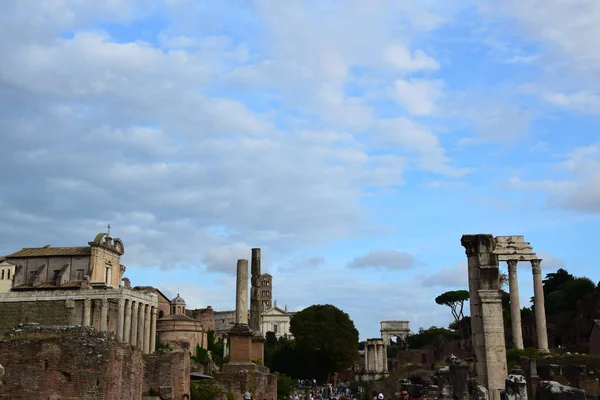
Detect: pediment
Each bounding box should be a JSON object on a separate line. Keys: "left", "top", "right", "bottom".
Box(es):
{"left": 263, "top": 306, "right": 288, "bottom": 316}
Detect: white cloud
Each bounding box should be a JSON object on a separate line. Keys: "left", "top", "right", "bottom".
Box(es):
{"left": 347, "top": 250, "right": 416, "bottom": 270}
{"left": 422, "top": 262, "right": 467, "bottom": 288}
{"left": 392, "top": 79, "right": 444, "bottom": 116}
{"left": 382, "top": 45, "right": 440, "bottom": 72}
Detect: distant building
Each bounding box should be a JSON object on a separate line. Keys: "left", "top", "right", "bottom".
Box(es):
{"left": 260, "top": 273, "right": 272, "bottom": 309}
{"left": 261, "top": 300, "right": 295, "bottom": 338}
{"left": 0, "top": 258, "right": 15, "bottom": 293}
{"left": 157, "top": 294, "right": 207, "bottom": 351}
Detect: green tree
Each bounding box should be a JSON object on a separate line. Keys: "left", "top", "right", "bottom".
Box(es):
{"left": 543, "top": 268, "right": 574, "bottom": 296}
{"left": 290, "top": 304, "right": 359, "bottom": 381}
{"left": 562, "top": 277, "right": 595, "bottom": 309}
{"left": 406, "top": 326, "right": 456, "bottom": 352}
{"left": 435, "top": 290, "right": 470, "bottom": 338}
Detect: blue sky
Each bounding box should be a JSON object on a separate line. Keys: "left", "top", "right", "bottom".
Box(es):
{"left": 1, "top": 0, "right": 599, "bottom": 340}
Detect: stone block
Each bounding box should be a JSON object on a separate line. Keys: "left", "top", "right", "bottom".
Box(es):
{"left": 468, "top": 378, "right": 489, "bottom": 400}
{"left": 536, "top": 381, "right": 585, "bottom": 400}
{"left": 504, "top": 375, "right": 527, "bottom": 400}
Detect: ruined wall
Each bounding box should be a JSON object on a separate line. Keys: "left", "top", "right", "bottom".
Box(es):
{"left": 189, "top": 306, "right": 215, "bottom": 331}
{"left": 143, "top": 349, "right": 191, "bottom": 400}
{"left": 158, "top": 327, "right": 207, "bottom": 351}
{"left": 212, "top": 370, "right": 277, "bottom": 400}
{"left": 0, "top": 325, "right": 144, "bottom": 400}
{"left": 0, "top": 300, "right": 77, "bottom": 332}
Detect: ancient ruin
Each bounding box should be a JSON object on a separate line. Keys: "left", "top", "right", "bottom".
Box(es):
{"left": 461, "top": 234, "right": 549, "bottom": 400}
{"left": 380, "top": 320, "right": 409, "bottom": 345}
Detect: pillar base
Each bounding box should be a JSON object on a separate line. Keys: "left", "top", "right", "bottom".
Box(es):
{"left": 228, "top": 324, "right": 254, "bottom": 364}
{"left": 251, "top": 333, "right": 266, "bottom": 364}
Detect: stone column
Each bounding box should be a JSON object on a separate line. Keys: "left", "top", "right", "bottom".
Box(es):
{"left": 100, "top": 298, "right": 109, "bottom": 332}
{"left": 461, "top": 234, "right": 507, "bottom": 400}
{"left": 124, "top": 300, "right": 132, "bottom": 344}
{"left": 117, "top": 298, "right": 125, "bottom": 341}
{"left": 507, "top": 260, "right": 524, "bottom": 349}
{"left": 531, "top": 259, "right": 549, "bottom": 353}
{"left": 138, "top": 303, "right": 146, "bottom": 351}
{"left": 144, "top": 304, "right": 151, "bottom": 354}
{"left": 235, "top": 259, "right": 249, "bottom": 325}
{"left": 130, "top": 301, "right": 139, "bottom": 347}
{"left": 83, "top": 299, "right": 92, "bottom": 326}
{"left": 150, "top": 306, "right": 157, "bottom": 353}
{"left": 382, "top": 343, "right": 388, "bottom": 372}
{"left": 250, "top": 248, "right": 261, "bottom": 332}
{"left": 364, "top": 344, "right": 369, "bottom": 371}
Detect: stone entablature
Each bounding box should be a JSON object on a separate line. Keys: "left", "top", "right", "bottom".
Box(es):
{"left": 0, "top": 287, "right": 158, "bottom": 353}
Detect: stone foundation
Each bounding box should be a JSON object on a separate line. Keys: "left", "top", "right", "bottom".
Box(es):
{"left": 211, "top": 370, "right": 277, "bottom": 400}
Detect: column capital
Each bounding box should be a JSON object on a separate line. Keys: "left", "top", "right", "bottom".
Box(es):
{"left": 118, "top": 298, "right": 125, "bottom": 307}
{"left": 132, "top": 301, "right": 139, "bottom": 310}
{"left": 125, "top": 299, "right": 132, "bottom": 309}
{"left": 507, "top": 260, "right": 518, "bottom": 271}
{"left": 101, "top": 298, "right": 109, "bottom": 306}
{"left": 151, "top": 306, "right": 158, "bottom": 315}
{"left": 84, "top": 298, "right": 91, "bottom": 306}
{"left": 531, "top": 259, "right": 542, "bottom": 274}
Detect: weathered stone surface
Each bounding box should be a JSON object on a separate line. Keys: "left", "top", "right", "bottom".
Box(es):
{"left": 468, "top": 378, "right": 489, "bottom": 400}
{"left": 536, "top": 381, "right": 585, "bottom": 400}
{"left": 504, "top": 375, "right": 527, "bottom": 400}
{"left": 143, "top": 350, "right": 190, "bottom": 400}
{"left": 450, "top": 364, "right": 469, "bottom": 400}
{"left": 235, "top": 259, "right": 249, "bottom": 325}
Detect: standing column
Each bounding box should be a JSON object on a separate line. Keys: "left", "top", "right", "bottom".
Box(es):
{"left": 364, "top": 344, "right": 369, "bottom": 371}
{"left": 130, "top": 302, "right": 139, "bottom": 347}
{"left": 382, "top": 343, "right": 388, "bottom": 372}
{"left": 117, "top": 298, "right": 125, "bottom": 341}
{"left": 250, "top": 248, "right": 262, "bottom": 331}
{"left": 531, "top": 259, "right": 549, "bottom": 353}
{"left": 507, "top": 260, "right": 524, "bottom": 349}
{"left": 124, "top": 300, "right": 132, "bottom": 344}
{"left": 235, "top": 259, "right": 249, "bottom": 325}
{"left": 138, "top": 303, "right": 146, "bottom": 351}
{"left": 144, "top": 304, "right": 151, "bottom": 354}
{"left": 150, "top": 306, "right": 157, "bottom": 353}
{"left": 100, "top": 298, "right": 109, "bottom": 332}
{"left": 83, "top": 299, "right": 92, "bottom": 326}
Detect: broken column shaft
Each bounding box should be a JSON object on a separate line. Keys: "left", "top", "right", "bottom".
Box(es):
{"left": 235, "top": 259, "right": 249, "bottom": 325}
{"left": 250, "top": 248, "right": 261, "bottom": 332}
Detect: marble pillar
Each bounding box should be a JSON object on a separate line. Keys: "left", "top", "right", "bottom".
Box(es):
{"left": 117, "top": 298, "right": 125, "bottom": 341}
{"left": 138, "top": 303, "right": 146, "bottom": 351}
{"left": 144, "top": 304, "right": 151, "bottom": 354}
{"left": 507, "top": 260, "right": 524, "bottom": 349}
{"left": 235, "top": 259, "right": 249, "bottom": 325}
{"left": 150, "top": 307, "right": 157, "bottom": 353}
{"left": 124, "top": 300, "right": 132, "bottom": 344}
{"left": 100, "top": 298, "right": 109, "bottom": 332}
{"left": 531, "top": 259, "right": 549, "bottom": 353}
{"left": 83, "top": 299, "right": 91, "bottom": 326}
{"left": 131, "top": 301, "right": 139, "bottom": 347}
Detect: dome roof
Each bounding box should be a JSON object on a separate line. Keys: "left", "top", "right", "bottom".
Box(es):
{"left": 171, "top": 294, "right": 186, "bottom": 305}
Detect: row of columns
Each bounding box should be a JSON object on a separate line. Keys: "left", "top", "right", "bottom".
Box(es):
{"left": 506, "top": 259, "right": 548, "bottom": 352}
{"left": 364, "top": 340, "right": 388, "bottom": 373}
{"left": 82, "top": 298, "right": 157, "bottom": 354}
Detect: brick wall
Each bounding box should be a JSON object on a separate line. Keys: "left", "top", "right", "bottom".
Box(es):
{"left": 0, "top": 325, "right": 144, "bottom": 400}
{"left": 143, "top": 349, "right": 191, "bottom": 400}
{"left": 230, "top": 335, "right": 252, "bottom": 363}
{"left": 0, "top": 300, "right": 76, "bottom": 331}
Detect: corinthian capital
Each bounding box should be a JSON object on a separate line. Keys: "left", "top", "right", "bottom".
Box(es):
{"left": 531, "top": 259, "right": 542, "bottom": 274}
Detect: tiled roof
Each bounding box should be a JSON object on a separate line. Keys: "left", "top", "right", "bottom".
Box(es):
{"left": 6, "top": 247, "right": 91, "bottom": 258}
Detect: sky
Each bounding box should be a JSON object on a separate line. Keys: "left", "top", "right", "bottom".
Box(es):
{"left": 1, "top": 0, "right": 599, "bottom": 340}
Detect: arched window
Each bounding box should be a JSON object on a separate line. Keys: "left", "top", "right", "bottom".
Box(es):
{"left": 159, "top": 310, "right": 164, "bottom": 318}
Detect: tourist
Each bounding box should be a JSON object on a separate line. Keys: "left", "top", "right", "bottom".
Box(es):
{"left": 244, "top": 392, "right": 253, "bottom": 400}
{"left": 398, "top": 390, "right": 409, "bottom": 400}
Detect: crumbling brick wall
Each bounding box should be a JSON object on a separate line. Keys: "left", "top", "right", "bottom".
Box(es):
{"left": 0, "top": 325, "right": 144, "bottom": 400}
{"left": 143, "top": 349, "right": 191, "bottom": 400}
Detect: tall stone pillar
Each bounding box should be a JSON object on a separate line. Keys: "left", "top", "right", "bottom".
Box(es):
{"left": 130, "top": 301, "right": 139, "bottom": 347}
{"left": 83, "top": 299, "right": 91, "bottom": 326}
{"left": 531, "top": 259, "right": 549, "bottom": 353}
{"left": 507, "top": 260, "right": 524, "bottom": 349}
{"left": 235, "top": 259, "right": 249, "bottom": 325}
{"left": 100, "top": 298, "right": 109, "bottom": 332}
{"left": 124, "top": 300, "right": 132, "bottom": 344}
{"left": 381, "top": 343, "right": 388, "bottom": 372}
{"left": 364, "top": 343, "right": 369, "bottom": 371}
{"left": 117, "top": 298, "right": 125, "bottom": 341}
{"left": 144, "top": 304, "right": 151, "bottom": 354}
{"left": 150, "top": 306, "right": 157, "bottom": 353}
{"left": 461, "top": 234, "right": 507, "bottom": 400}
{"left": 138, "top": 303, "right": 146, "bottom": 351}
{"left": 250, "top": 248, "right": 261, "bottom": 331}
